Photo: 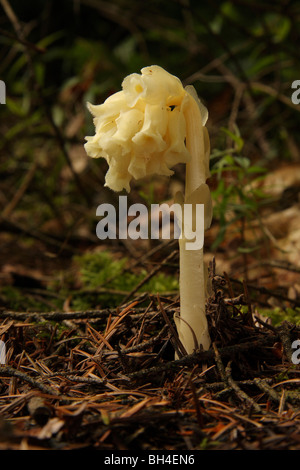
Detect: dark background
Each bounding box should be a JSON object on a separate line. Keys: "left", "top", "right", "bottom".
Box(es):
{"left": 0, "top": 0, "right": 299, "bottom": 317}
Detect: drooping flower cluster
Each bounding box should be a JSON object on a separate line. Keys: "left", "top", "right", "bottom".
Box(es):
{"left": 84, "top": 65, "right": 212, "bottom": 355}
{"left": 85, "top": 66, "right": 196, "bottom": 192}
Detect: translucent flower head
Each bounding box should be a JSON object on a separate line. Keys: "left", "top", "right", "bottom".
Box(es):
{"left": 84, "top": 65, "right": 207, "bottom": 192}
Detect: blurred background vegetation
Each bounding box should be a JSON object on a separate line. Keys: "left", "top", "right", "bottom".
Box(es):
{"left": 0, "top": 0, "right": 299, "bottom": 319}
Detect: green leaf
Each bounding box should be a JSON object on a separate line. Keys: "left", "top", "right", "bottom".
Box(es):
{"left": 234, "top": 156, "right": 250, "bottom": 169}
{"left": 220, "top": 127, "right": 244, "bottom": 152}
{"left": 5, "top": 97, "right": 27, "bottom": 117}
{"left": 246, "top": 166, "right": 267, "bottom": 174}
{"left": 238, "top": 245, "right": 260, "bottom": 254}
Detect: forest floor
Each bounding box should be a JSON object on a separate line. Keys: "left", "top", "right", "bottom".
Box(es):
{"left": 0, "top": 162, "right": 300, "bottom": 451}
{"left": 0, "top": 271, "right": 300, "bottom": 451}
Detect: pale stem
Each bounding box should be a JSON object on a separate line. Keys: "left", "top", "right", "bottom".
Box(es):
{"left": 185, "top": 95, "right": 207, "bottom": 196}
{"left": 175, "top": 94, "right": 211, "bottom": 355}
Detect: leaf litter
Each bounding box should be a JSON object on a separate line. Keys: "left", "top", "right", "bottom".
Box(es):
{"left": 0, "top": 259, "right": 300, "bottom": 451}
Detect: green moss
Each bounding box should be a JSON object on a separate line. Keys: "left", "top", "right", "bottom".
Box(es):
{"left": 257, "top": 307, "right": 300, "bottom": 326}
{"left": 1, "top": 286, "right": 52, "bottom": 311}
{"left": 72, "top": 250, "right": 178, "bottom": 308}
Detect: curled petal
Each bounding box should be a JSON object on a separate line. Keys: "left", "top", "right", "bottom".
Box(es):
{"left": 114, "top": 108, "right": 144, "bottom": 143}
{"left": 105, "top": 159, "right": 131, "bottom": 193}
{"left": 84, "top": 66, "right": 209, "bottom": 192}
{"left": 84, "top": 135, "right": 103, "bottom": 159}
{"left": 87, "top": 91, "right": 127, "bottom": 120}
{"left": 123, "top": 65, "right": 186, "bottom": 107}
{"left": 147, "top": 153, "right": 174, "bottom": 177}
{"left": 185, "top": 85, "right": 208, "bottom": 126}
{"left": 132, "top": 104, "right": 168, "bottom": 154}
{"left": 164, "top": 107, "right": 190, "bottom": 166}
{"left": 122, "top": 73, "right": 145, "bottom": 107}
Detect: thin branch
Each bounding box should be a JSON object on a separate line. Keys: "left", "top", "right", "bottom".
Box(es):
{"left": 1, "top": 160, "right": 38, "bottom": 219}
{"left": 1, "top": 0, "right": 91, "bottom": 206}
{"left": 0, "top": 27, "right": 46, "bottom": 53}
{"left": 0, "top": 365, "right": 60, "bottom": 396}
{"left": 127, "top": 335, "right": 278, "bottom": 379}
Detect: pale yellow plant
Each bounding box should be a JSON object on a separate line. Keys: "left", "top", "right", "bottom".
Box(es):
{"left": 85, "top": 65, "right": 212, "bottom": 355}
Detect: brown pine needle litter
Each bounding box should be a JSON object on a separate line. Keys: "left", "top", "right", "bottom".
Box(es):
{"left": 0, "top": 266, "right": 300, "bottom": 451}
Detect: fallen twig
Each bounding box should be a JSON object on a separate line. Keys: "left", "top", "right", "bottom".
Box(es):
{"left": 127, "top": 335, "right": 278, "bottom": 379}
